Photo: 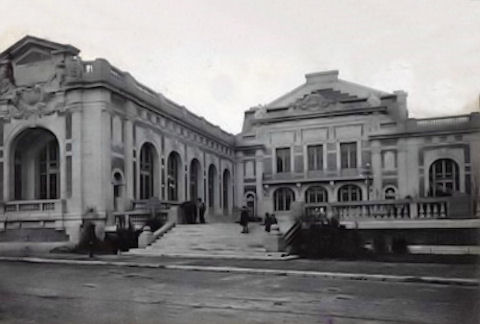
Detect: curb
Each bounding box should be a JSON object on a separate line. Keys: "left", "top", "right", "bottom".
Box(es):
{"left": 125, "top": 251, "right": 299, "bottom": 261}
{"left": 0, "top": 256, "right": 477, "bottom": 287}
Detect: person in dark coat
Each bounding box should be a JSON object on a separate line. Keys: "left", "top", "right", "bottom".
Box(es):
{"left": 198, "top": 198, "right": 206, "bottom": 224}
{"left": 264, "top": 212, "right": 272, "bottom": 232}
{"left": 240, "top": 206, "right": 249, "bottom": 233}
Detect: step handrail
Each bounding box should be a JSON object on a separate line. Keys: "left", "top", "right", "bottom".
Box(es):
{"left": 149, "top": 220, "right": 176, "bottom": 245}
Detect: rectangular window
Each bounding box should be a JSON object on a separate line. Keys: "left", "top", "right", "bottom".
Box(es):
{"left": 340, "top": 142, "right": 357, "bottom": 169}
{"left": 276, "top": 147, "right": 291, "bottom": 173}
{"left": 307, "top": 145, "right": 323, "bottom": 170}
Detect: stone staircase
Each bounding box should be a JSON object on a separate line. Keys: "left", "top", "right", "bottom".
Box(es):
{"left": 127, "top": 222, "right": 291, "bottom": 260}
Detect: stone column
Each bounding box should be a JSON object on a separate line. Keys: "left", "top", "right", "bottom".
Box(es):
{"left": 371, "top": 140, "right": 382, "bottom": 200}
{"left": 124, "top": 118, "right": 134, "bottom": 204}
{"left": 255, "top": 149, "right": 265, "bottom": 217}
{"left": 70, "top": 107, "right": 83, "bottom": 214}
{"left": 235, "top": 152, "right": 244, "bottom": 208}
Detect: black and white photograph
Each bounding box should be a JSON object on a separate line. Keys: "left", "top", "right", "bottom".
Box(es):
{"left": 0, "top": 1, "right": 479, "bottom": 323}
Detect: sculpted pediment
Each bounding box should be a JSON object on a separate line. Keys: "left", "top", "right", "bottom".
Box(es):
{"left": 291, "top": 92, "right": 336, "bottom": 111}
{"left": 0, "top": 36, "right": 83, "bottom": 120}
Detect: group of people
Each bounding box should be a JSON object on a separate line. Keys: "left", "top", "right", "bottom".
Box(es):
{"left": 182, "top": 198, "right": 206, "bottom": 224}
{"left": 239, "top": 207, "right": 277, "bottom": 234}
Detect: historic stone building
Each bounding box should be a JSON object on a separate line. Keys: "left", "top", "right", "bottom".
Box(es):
{"left": 0, "top": 36, "right": 478, "bottom": 244}
{"left": 0, "top": 36, "right": 235, "bottom": 242}
{"left": 235, "top": 71, "right": 480, "bottom": 226}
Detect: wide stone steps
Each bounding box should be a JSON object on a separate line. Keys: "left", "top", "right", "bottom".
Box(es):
{"left": 127, "top": 223, "right": 289, "bottom": 260}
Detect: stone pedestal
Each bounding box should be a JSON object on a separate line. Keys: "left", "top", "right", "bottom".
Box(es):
{"left": 138, "top": 226, "right": 153, "bottom": 248}
{"left": 264, "top": 230, "right": 285, "bottom": 252}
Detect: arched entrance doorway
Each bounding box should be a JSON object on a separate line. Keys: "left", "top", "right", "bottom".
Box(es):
{"left": 189, "top": 158, "right": 202, "bottom": 202}
{"left": 10, "top": 128, "right": 60, "bottom": 200}
{"left": 222, "top": 169, "right": 231, "bottom": 214}
{"left": 167, "top": 151, "right": 182, "bottom": 201}
{"left": 139, "top": 142, "right": 157, "bottom": 200}
{"left": 207, "top": 164, "right": 218, "bottom": 213}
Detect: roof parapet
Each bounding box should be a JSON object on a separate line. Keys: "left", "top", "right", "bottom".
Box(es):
{"left": 305, "top": 70, "right": 339, "bottom": 84}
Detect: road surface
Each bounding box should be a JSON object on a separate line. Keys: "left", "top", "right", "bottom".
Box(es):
{"left": 0, "top": 261, "right": 478, "bottom": 324}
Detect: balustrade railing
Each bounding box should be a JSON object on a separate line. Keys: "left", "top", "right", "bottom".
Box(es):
{"left": 4, "top": 200, "right": 63, "bottom": 214}
{"left": 114, "top": 199, "right": 179, "bottom": 230}
{"left": 304, "top": 197, "right": 449, "bottom": 222}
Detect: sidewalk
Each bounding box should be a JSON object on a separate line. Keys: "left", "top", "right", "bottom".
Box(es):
{"left": 0, "top": 252, "right": 478, "bottom": 287}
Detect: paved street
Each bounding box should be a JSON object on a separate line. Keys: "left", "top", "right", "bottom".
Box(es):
{"left": 0, "top": 261, "right": 478, "bottom": 324}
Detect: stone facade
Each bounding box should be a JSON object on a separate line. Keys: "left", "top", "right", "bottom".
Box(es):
{"left": 0, "top": 36, "right": 235, "bottom": 242}
{"left": 236, "top": 71, "right": 480, "bottom": 221}
{"left": 0, "top": 36, "right": 478, "bottom": 243}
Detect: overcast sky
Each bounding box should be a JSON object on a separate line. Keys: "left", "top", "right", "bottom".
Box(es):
{"left": 1, "top": 0, "right": 479, "bottom": 133}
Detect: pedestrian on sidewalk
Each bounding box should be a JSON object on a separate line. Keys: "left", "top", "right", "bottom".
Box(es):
{"left": 240, "top": 206, "right": 249, "bottom": 233}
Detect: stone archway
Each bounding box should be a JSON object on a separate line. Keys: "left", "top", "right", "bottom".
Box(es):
{"left": 10, "top": 127, "right": 60, "bottom": 200}
{"left": 222, "top": 169, "right": 231, "bottom": 214}
{"left": 189, "top": 158, "right": 202, "bottom": 202}
{"left": 207, "top": 164, "right": 218, "bottom": 213}
{"left": 167, "top": 151, "right": 182, "bottom": 201}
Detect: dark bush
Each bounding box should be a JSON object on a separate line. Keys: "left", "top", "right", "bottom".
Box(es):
{"left": 391, "top": 237, "right": 408, "bottom": 254}
{"left": 373, "top": 235, "right": 388, "bottom": 254}
{"left": 292, "top": 222, "right": 365, "bottom": 258}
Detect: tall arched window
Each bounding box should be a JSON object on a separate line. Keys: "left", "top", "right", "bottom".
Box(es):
{"left": 208, "top": 164, "right": 217, "bottom": 208}
{"left": 338, "top": 184, "right": 362, "bottom": 202}
{"left": 222, "top": 169, "right": 231, "bottom": 212}
{"left": 167, "top": 151, "right": 181, "bottom": 201}
{"left": 305, "top": 186, "right": 328, "bottom": 204}
{"left": 274, "top": 187, "right": 295, "bottom": 211}
{"left": 189, "top": 159, "right": 201, "bottom": 201}
{"left": 139, "top": 143, "right": 155, "bottom": 199}
{"left": 429, "top": 159, "right": 459, "bottom": 197}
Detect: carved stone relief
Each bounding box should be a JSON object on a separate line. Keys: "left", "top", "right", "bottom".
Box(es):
{"left": 291, "top": 92, "right": 336, "bottom": 111}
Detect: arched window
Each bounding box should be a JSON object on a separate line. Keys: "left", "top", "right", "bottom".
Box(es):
{"left": 338, "top": 184, "right": 362, "bottom": 202}
{"left": 223, "top": 169, "right": 231, "bottom": 212}
{"left": 384, "top": 187, "right": 396, "bottom": 200}
{"left": 208, "top": 164, "right": 217, "bottom": 208}
{"left": 12, "top": 128, "right": 60, "bottom": 200}
{"left": 139, "top": 143, "right": 155, "bottom": 199}
{"left": 189, "top": 159, "right": 201, "bottom": 201}
{"left": 429, "top": 159, "right": 459, "bottom": 197}
{"left": 167, "top": 151, "right": 181, "bottom": 201}
{"left": 274, "top": 187, "right": 295, "bottom": 211}
{"left": 305, "top": 186, "right": 328, "bottom": 204}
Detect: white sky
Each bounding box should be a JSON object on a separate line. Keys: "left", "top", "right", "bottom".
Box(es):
{"left": 1, "top": 0, "right": 479, "bottom": 134}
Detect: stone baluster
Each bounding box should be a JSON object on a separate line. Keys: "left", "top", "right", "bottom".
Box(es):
{"left": 362, "top": 205, "right": 367, "bottom": 218}
{"left": 425, "top": 203, "right": 432, "bottom": 218}
{"left": 396, "top": 205, "right": 402, "bottom": 218}
{"left": 418, "top": 204, "right": 425, "bottom": 218}
{"left": 432, "top": 203, "right": 439, "bottom": 218}
{"left": 440, "top": 203, "right": 446, "bottom": 218}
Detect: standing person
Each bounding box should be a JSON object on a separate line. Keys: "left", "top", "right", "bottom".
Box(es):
{"left": 240, "top": 206, "right": 249, "bottom": 233}
{"left": 264, "top": 212, "right": 271, "bottom": 232}
{"left": 198, "top": 198, "right": 206, "bottom": 224}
